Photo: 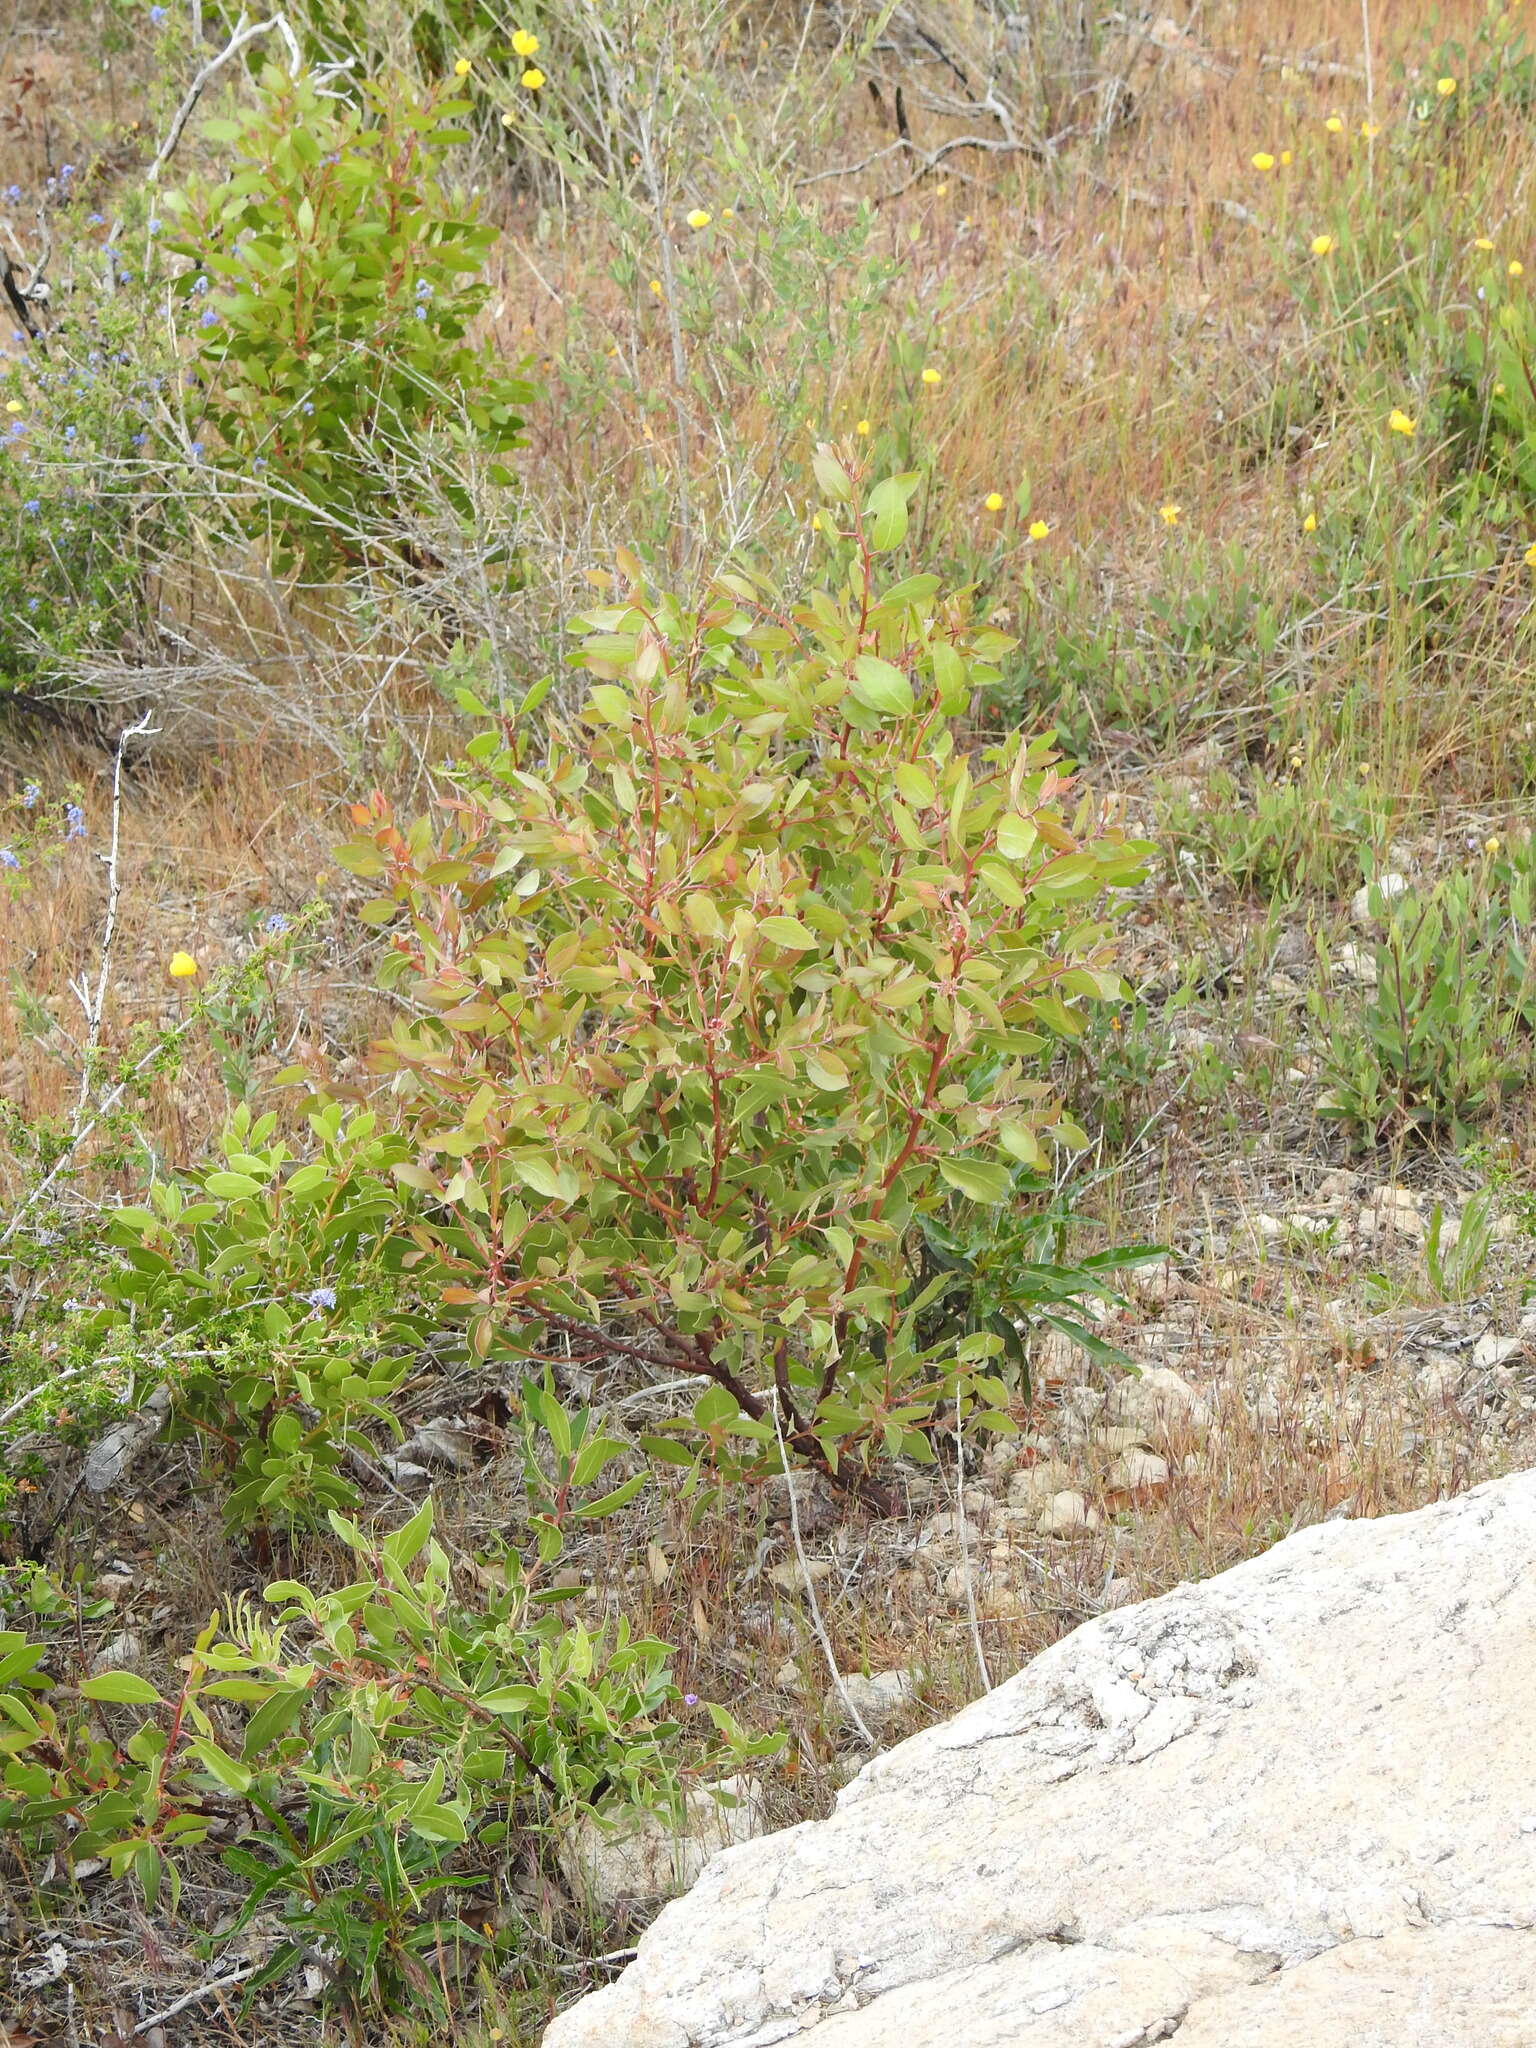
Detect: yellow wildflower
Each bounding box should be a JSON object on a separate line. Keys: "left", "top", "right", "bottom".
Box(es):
{"left": 921, "top": 367, "right": 942, "bottom": 385}
{"left": 1159, "top": 502, "right": 1181, "bottom": 526}
{"left": 521, "top": 66, "right": 544, "bottom": 88}
{"left": 3, "top": 400, "right": 20, "bottom": 414}
{"left": 1525, "top": 542, "right": 1536, "bottom": 568}
{"left": 811, "top": 512, "right": 822, "bottom": 531}
{"left": 648, "top": 278, "right": 663, "bottom": 296}
{"left": 1028, "top": 519, "right": 1051, "bottom": 541}
{"left": 984, "top": 492, "right": 1004, "bottom": 512}
{"left": 855, "top": 419, "right": 870, "bottom": 436}
{"left": 454, "top": 57, "right": 471, "bottom": 76}
{"left": 1324, "top": 114, "right": 1344, "bottom": 134}
{"left": 1251, "top": 152, "right": 1276, "bottom": 171}
{"left": 722, "top": 208, "right": 734, "bottom": 222}
{"left": 168, "top": 952, "right": 199, "bottom": 980}
{"left": 1303, "top": 512, "right": 1317, "bottom": 532}
{"left": 1475, "top": 237, "right": 1495, "bottom": 251}
{"left": 1510, "top": 260, "right": 1525, "bottom": 278}
{"left": 511, "top": 28, "right": 539, "bottom": 56}
{"left": 1361, "top": 120, "right": 1381, "bottom": 138}
{"left": 1388, "top": 408, "right": 1416, "bottom": 437}
{"left": 1486, "top": 836, "right": 1502, "bottom": 855}
{"left": 1280, "top": 149, "right": 1293, "bottom": 166}
{"left": 686, "top": 208, "right": 711, "bottom": 229}
{"left": 501, "top": 110, "right": 515, "bottom": 127}
{"left": 1311, "top": 235, "right": 1334, "bottom": 256}
{"left": 1436, "top": 76, "right": 1457, "bottom": 97}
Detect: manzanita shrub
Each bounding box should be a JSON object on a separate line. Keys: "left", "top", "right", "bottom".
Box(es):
{"left": 342, "top": 457, "right": 1149, "bottom": 1487}
{"left": 97, "top": 1102, "right": 416, "bottom": 1530}
{"left": 161, "top": 67, "right": 533, "bottom": 573}
{"left": 0, "top": 1499, "right": 757, "bottom": 2027}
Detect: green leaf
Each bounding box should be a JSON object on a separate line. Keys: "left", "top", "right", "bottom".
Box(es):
{"left": 849, "top": 656, "right": 914, "bottom": 718}
{"left": 384, "top": 1497, "right": 435, "bottom": 1570}
{"left": 187, "top": 1738, "right": 253, "bottom": 1794}
{"left": 757, "top": 916, "right": 817, "bottom": 949}
{"left": 80, "top": 1673, "right": 165, "bottom": 1707}
{"left": 811, "top": 447, "right": 855, "bottom": 504}
{"left": 572, "top": 1472, "right": 648, "bottom": 1518}
{"left": 894, "top": 763, "right": 936, "bottom": 806}
{"left": 479, "top": 1686, "right": 541, "bottom": 1716}
{"left": 410, "top": 1802, "right": 469, "bottom": 1844}
{"left": 996, "top": 814, "right": 1038, "bottom": 860}
{"left": 511, "top": 1153, "right": 581, "bottom": 1203}
{"left": 865, "top": 474, "right": 915, "bottom": 550}
{"left": 938, "top": 1157, "right": 1014, "bottom": 1205}
{"left": 586, "top": 684, "right": 633, "bottom": 724}
{"left": 805, "top": 1050, "right": 850, "bottom": 1091}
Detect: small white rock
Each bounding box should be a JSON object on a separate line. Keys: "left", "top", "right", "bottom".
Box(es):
{"left": 1007, "top": 1459, "right": 1079, "bottom": 1505}
{"left": 1286, "top": 1211, "right": 1335, "bottom": 1241}
{"left": 1126, "top": 1257, "right": 1180, "bottom": 1304}
{"left": 1473, "top": 1334, "right": 1525, "bottom": 1372}
{"left": 767, "top": 1557, "right": 833, "bottom": 1597}
{"left": 90, "top": 1631, "right": 143, "bottom": 1675}
{"left": 1107, "top": 1449, "right": 1171, "bottom": 1492}
{"left": 1108, "top": 1366, "right": 1209, "bottom": 1435}
{"left": 557, "top": 1777, "right": 767, "bottom": 1913}
{"left": 1334, "top": 941, "right": 1379, "bottom": 987}
{"left": 1092, "top": 1425, "right": 1150, "bottom": 1455}
{"left": 824, "top": 1668, "right": 924, "bottom": 1744}
{"left": 1350, "top": 873, "right": 1408, "bottom": 926}
{"left": 1036, "top": 1491, "right": 1100, "bottom": 1539}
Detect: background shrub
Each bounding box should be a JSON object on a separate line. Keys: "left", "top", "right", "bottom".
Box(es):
{"left": 162, "top": 65, "right": 534, "bottom": 574}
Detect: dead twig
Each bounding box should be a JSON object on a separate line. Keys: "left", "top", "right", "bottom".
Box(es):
{"left": 146, "top": 12, "right": 302, "bottom": 183}
{"left": 132, "top": 1964, "right": 259, "bottom": 2035}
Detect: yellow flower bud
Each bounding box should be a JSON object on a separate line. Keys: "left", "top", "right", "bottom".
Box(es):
{"left": 168, "top": 952, "right": 199, "bottom": 980}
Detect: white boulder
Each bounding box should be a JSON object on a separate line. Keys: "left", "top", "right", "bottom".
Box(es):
{"left": 544, "top": 1472, "right": 1536, "bottom": 2046}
